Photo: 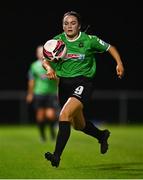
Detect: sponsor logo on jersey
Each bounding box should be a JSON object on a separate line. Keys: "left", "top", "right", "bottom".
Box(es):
{"left": 65, "top": 53, "right": 85, "bottom": 60}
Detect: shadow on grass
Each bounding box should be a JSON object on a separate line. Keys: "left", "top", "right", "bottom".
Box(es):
{"left": 95, "top": 162, "right": 143, "bottom": 171}
{"left": 69, "top": 162, "right": 143, "bottom": 172}
{"left": 49, "top": 162, "right": 143, "bottom": 178}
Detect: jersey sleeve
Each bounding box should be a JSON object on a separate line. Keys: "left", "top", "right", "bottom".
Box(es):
{"left": 90, "top": 35, "right": 110, "bottom": 53}
{"left": 53, "top": 34, "right": 62, "bottom": 40}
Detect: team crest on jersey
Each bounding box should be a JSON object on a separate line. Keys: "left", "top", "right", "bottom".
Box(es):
{"left": 79, "top": 42, "right": 84, "bottom": 48}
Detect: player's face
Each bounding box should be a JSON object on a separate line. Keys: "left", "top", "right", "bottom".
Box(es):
{"left": 63, "top": 15, "right": 81, "bottom": 40}
{"left": 36, "top": 46, "right": 43, "bottom": 60}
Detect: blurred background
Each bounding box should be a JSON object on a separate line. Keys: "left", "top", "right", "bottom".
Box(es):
{"left": 0, "top": 0, "right": 143, "bottom": 125}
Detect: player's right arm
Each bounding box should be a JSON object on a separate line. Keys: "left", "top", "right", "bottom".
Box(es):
{"left": 41, "top": 57, "right": 57, "bottom": 79}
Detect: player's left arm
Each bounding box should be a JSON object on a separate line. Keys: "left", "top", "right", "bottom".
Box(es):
{"left": 108, "top": 45, "right": 125, "bottom": 79}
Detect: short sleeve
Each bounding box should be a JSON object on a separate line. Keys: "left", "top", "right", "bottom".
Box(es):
{"left": 90, "top": 35, "right": 110, "bottom": 53}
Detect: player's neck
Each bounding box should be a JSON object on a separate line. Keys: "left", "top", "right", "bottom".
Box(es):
{"left": 65, "top": 32, "right": 81, "bottom": 42}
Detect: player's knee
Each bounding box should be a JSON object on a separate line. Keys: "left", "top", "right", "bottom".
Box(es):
{"left": 59, "top": 110, "right": 73, "bottom": 121}
{"left": 46, "top": 108, "right": 56, "bottom": 119}
{"left": 47, "top": 113, "right": 56, "bottom": 121}
{"left": 36, "top": 114, "right": 45, "bottom": 122}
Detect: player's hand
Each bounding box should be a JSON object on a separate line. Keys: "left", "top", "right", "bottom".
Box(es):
{"left": 41, "top": 59, "right": 57, "bottom": 79}
{"left": 116, "top": 63, "right": 124, "bottom": 79}
{"left": 45, "top": 67, "right": 57, "bottom": 79}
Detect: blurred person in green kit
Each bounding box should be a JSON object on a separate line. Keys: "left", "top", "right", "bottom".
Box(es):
{"left": 26, "top": 45, "right": 59, "bottom": 142}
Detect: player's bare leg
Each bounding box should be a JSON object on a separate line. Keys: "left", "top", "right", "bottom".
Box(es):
{"left": 45, "top": 97, "right": 110, "bottom": 167}
{"left": 45, "top": 97, "right": 83, "bottom": 167}
{"left": 46, "top": 108, "right": 57, "bottom": 140}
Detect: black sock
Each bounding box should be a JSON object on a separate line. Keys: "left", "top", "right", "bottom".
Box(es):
{"left": 81, "top": 121, "right": 103, "bottom": 141}
{"left": 54, "top": 121, "right": 71, "bottom": 158}
{"left": 49, "top": 120, "right": 57, "bottom": 140}
{"left": 37, "top": 121, "right": 46, "bottom": 140}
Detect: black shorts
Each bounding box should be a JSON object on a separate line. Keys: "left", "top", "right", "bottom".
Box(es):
{"left": 33, "top": 94, "right": 58, "bottom": 110}
{"left": 58, "top": 76, "right": 94, "bottom": 108}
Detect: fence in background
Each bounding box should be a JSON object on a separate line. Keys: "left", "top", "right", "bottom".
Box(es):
{"left": 0, "top": 90, "right": 143, "bottom": 124}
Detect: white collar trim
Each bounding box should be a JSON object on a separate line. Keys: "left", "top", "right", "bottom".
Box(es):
{"left": 65, "top": 32, "right": 81, "bottom": 42}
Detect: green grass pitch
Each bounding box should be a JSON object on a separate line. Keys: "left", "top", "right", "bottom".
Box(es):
{"left": 0, "top": 124, "right": 143, "bottom": 179}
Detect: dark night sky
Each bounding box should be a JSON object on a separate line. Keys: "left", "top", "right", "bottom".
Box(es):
{"left": 0, "top": 1, "right": 142, "bottom": 91}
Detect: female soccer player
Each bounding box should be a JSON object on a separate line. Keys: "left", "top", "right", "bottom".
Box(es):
{"left": 42, "top": 11, "right": 124, "bottom": 167}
